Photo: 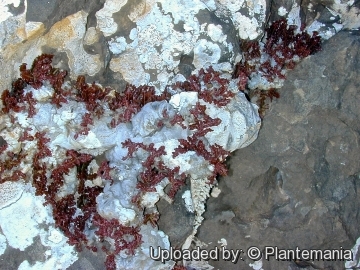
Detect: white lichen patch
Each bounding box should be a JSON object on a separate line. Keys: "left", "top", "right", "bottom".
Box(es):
{"left": 0, "top": 7, "right": 102, "bottom": 92}
{"left": 0, "top": 0, "right": 31, "bottom": 50}
{"left": 45, "top": 11, "right": 102, "bottom": 78}
{"left": 47, "top": 228, "right": 64, "bottom": 244}
{"left": 18, "top": 226, "right": 77, "bottom": 270}
{"left": 107, "top": 0, "right": 230, "bottom": 91}
{"left": 108, "top": 36, "right": 128, "bottom": 54}
{"left": 182, "top": 190, "right": 194, "bottom": 212}
{"left": 0, "top": 0, "right": 21, "bottom": 23}
{"left": 110, "top": 51, "right": 150, "bottom": 86}
{"left": 95, "top": 0, "right": 260, "bottom": 92}
{"left": 193, "top": 39, "right": 221, "bottom": 70}
{"left": 218, "top": 238, "right": 227, "bottom": 246}
{"left": 330, "top": 0, "right": 360, "bottom": 29}
{"left": 211, "top": 0, "right": 266, "bottom": 40}
{"left": 0, "top": 1, "right": 268, "bottom": 268}
{"left": 0, "top": 181, "right": 24, "bottom": 209}
{"left": 83, "top": 26, "right": 99, "bottom": 45}
{"left": 210, "top": 186, "right": 221, "bottom": 197}
{"left": 278, "top": 6, "right": 288, "bottom": 16}
{"left": 234, "top": 13, "right": 261, "bottom": 40}
{"left": 345, "top": 236, "right": 360, "bottom": 268}
{"left": 0, "top": 233, "right": 6, "bottom": 256}
{"left": 0, "top": 186, "right": 50, "bottom": 251}
{"left": 96, "top": 0, "right": 128, "bottom": 36}
{"left": 249, "top": 258, "right": 264, "bottom": 270}
{"left": 0, "top": 184, "right": 77, "bottom": 267}
{"left": 207, "top": 24, "right": 227, "bottom": 43}
{"left": 22, "top": 21, "right": 44, "bottom": 40}
{"left": 115, "top": 224, "right": 175, "bottom": 269}
{"left": 287, "top": 2, "right": 301, "bottom": 30}
{"left": 96, "top": 191, "right": 137, "bottom": 225}
{"left": 203, "top": 93, "right": 260, "bottom": 151}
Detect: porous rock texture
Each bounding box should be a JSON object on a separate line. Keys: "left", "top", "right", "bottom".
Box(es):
{"left": 198, "top": 31, "right": 360, "bottom": 270}
{"left": 0, "top": 0, "right": 360, "bottom": 269}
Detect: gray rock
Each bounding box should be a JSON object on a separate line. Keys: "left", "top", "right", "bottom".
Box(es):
{"left": 198, "top": 31, "right": 360, "bottom": 270}
{"left": 2, "top": 0, "right": 360, "bottom": 269}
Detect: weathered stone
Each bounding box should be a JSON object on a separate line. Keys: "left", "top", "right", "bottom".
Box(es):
{"left": 198, "top": 31, "right": 360, "bottom": 270}
{"left": 1, "top": 0, "right": 360, "bottom": 269}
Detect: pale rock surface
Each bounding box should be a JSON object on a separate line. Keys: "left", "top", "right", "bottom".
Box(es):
{"left": 0, "top": 0, "right": 359, "bottom": 269}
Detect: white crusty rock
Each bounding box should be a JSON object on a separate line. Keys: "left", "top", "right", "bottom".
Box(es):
{"left": 116, "top": 224, "right": 175, "bottom": 270}
{"left": 0, "top": 181, "right": 25, "bottom": 210}
{"left": 0, "top": 183, "right": 77, "bottom": 270}
{"left": 0, "top": 0, "right": 269, "bottom": 268}
{"left": 96, "top": 182, "right": 139, "bottom": 225}
{"left": 204, "top": 92, "right": 261, "bottom": 151}
{"left": 0, "top": 61, "right": 261, "bottom": 268}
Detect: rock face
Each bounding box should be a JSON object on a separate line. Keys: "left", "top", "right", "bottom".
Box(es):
{"left": 198, "top": 31, "right": 360, "bottom": 269}
{"left": 1, "top": 0, "right": 360, "bottom": 269}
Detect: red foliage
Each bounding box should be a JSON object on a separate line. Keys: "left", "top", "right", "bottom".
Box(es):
{"left": 165, "top": 166, "right": 186, "bottom": 199}
{"left": 11, "top": 78, "right": 27, "bottom": 100}
{"left": 74, "top": 112, "right": 94, "bottom": 139}
{"left": 81, "top": 112, "right": 93, "bottom": 126}
{"left": 265, "top": 19, "right": 321, "bottom": 59}
{"left": 20, "top": 54, "right": 53, "bottom": 88}
{"left": 92, "top": 213, "right": 142, "bottom": 255}
{"left": 1, "top": 170, "right": 26, "bottom": 182}
{"left": 51, "top": 195, "right": 79, "bottom": 242}
{"left": 141, "top": 144, "right": 166, "bottom": 168}
{"left": 131, "top": 193, "right": 142, "bottom": 208}
{"left": 172, "top": 135, "right": 230, "bottom": 184}
{"left": 51, "top": 184, "right": 103, "bottom": 251}
{"left": 0, "top": 151, "right": 27, "bottom": 183}
{"left": 122, "top": 140, "right": 187, "bottom": 197}
{"left": 143, "top": 212, "right": 160, "bottom": 228}
{"left": 50, "top": 92, "right": 68, "bottom": 108}
{"left": 242, "top": 41, "right": 261, "bottom": 60}
{"left": 233, "top": 19, "right": 321, "bottom": 116}
{"left": 259, "top": 60, "right": 285, "bottom": 82}
{"left": 173, "top": 136, "right": 204, "bottom": 159}
{"left": 122, "top": 140, "right": 166, "bottom": 166}
{"left": 32, "top": 157, "right": 48, "bottom": 196}
{"left": 105, "top": 254, "right": 116, "bottom": 270}
{"left": 48, "top": 150, "right": 93, "bottom": 201}
{"left": 23, "top": 92, "right": 37, "bottom": 117}
{"left": 28, "top": 132, "right": 52, "bottom": 195}
{"left": 19, "top": 54, "right": 69, "bottom": 108}
{"left": 75, "top": 76, "right": 110, "bottom": 112}
{"left": 1, "top": 89, "right": 25, "bottom": 114}
{"left": 189, "top": 102, "right": 221, "bottom": 137}
{"left": 20, "top": 54, "right": 68, "bottom": 90}
{"left": 172, "top": 265, "right": 187, "bottom": 270}
{"left": 267, "top": 88, "right": 280, "bottom": 101}
{"left": 34, "top": 132, "right": 51, "bottom": 159}
{"left": 174, "top": 67, "right": 235, "bottom": 107}
{"left": 252, "top": 88, "right": 280, "bottom": 118}
{"left": 121, "top": 139, "right": 146, "bottom": 160}
{"left": 97, "top": 160, "right": 113, "bottom": 181}
{"left": 107, "top": 84, "right": 170, "bottom": 126}
{"left": 170, "top": 113, "right": 186, "bottom": 129}
{"left": 0, "top": 144, "right": 7, "bottom": 155}
{"left": 235, "top": 20, "right": 322, "bottom": 84}
{"left": 0, "top": 54, "right": 70, "bottom": 112}
{"left": 123, "top": 141, "right": 185, "bottom": 195}
{"left": 137, "top": 167, "right": 166, "bottom": 192}
{"left": 262, "top": 19, "right": 321, "bottom": 80}
{"left": 18, "top": 128, "right": 35, "bottom": 142}
{"left": 0, "top": 85, "right": 37, "bottom": 117}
